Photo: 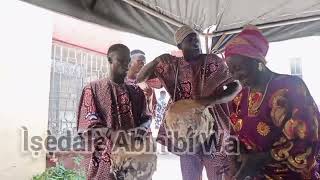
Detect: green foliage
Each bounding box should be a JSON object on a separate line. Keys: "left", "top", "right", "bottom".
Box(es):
{"left": 32, "top": 156, "right": 86, "bottom": 180}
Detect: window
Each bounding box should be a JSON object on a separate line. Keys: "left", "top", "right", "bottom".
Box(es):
{"left": 48, "top": 41, "right": 109, "bottom": 137}
{"left": 290, "top": 58, "right": 302, "bottom": 79}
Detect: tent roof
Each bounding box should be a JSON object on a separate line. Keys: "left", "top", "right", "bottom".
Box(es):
{"left": 21, "top": 0, "right": 320, "bottom": 45}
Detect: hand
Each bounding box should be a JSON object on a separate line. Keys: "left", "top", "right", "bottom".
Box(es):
{"left": 234, "top": 152, "right": 271, "bottom": 180}
{"left": 223, "top": 80, "right": 242, "bottom": 97}
{"left": 138, "top": 83, "right": 153, "bottom": 97}
{"left": 215, "top": 80, "right": 242, "bottom": 104}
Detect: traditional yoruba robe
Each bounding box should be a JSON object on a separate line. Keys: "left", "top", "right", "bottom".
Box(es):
{"left": 153, "top": 53, "right": 234, "bottom": 180}
{"left": 77, "top": 78, "right": 151, "bottom": 180}
{"left": 230, "top": 75, "right": 320, "bottom": 179}
{"left": 125, "top": 77, "right": 158, "bottom": 117}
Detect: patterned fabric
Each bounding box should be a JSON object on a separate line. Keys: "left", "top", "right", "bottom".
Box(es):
{"left": 155, "top": 97, "right": 167, "bottom": 128}
{"left": 180, "top": 154, "right": 235, "bottom": 180}
{"left": 77, "top": 78, "right": 151, "bottom": 180}
{"left": 125, "top": 78, "right": 157, "bottom": 118}
{"left": 225, "top": 25, "right": 269, "bottom": 64}
{"left": 155, "top": 54, "right": 232, "bottom": 146}
{"left": 154, "top": 54, "right": 232, "bottom": 100}
{"left": 230, "top": 75, "right": 320, "bottom": 179}
{"left": 153, "top": 54, "right": 234, "bottom": 179}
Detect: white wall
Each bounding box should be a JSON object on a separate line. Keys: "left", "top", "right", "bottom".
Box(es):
{"left": 0, "top": 1, "right": 53, "bottom": 179}
{"left": 267, "top": 37, "right": 320, "bottom": 105}
{"left": 122, "top": 32, "right": 177, "bottom": 62}
{"left": 120, "top": 32, "right": 177, "bottom": 99}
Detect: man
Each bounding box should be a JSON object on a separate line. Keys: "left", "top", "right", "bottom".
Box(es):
{"left": 77, "top": 44, "right": 152, "bottom": 180}
{"left": 126, "top": 49, "right": 146, "bottom": 84}
{"left": 126, "top": 49, "right": 157, "bottom": 118}
{"left": 137, "top": 25, "right": 241, "bottom": 180}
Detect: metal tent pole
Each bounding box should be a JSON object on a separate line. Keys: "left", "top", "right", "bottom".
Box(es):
{"left": 204, "top": 14, "right": 320, "bottom": 37}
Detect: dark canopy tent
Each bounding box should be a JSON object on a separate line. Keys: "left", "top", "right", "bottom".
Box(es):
{"left": 21, "top": 0, "right": 320, "bottom": 48}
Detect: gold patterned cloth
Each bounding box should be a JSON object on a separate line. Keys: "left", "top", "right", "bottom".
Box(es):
{"left": 229, "top": 75, "right": 320, "bottom": 179}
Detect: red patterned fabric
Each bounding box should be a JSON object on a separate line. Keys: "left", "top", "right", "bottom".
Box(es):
{"left": 152, "top": 54, "right": 234, "bottom": 179}
{"left": 225, "top": 25, "right": 269, "bottom": 64}
{"left": 154, "top": 54, "right": 231, "bottom": 100}
{"left": 154, "top": 54, "right": 232, "bottom": 148}
{"left": 77, "top": 78, "right": 151, "bottom": 180}
{"left": 126, "top": 78, "right": 157, "bottom": 118}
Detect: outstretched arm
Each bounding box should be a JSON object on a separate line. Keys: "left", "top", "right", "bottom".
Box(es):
{"left": 136, "top": 58, "right": 159, "bottom": 83}
{"left": 137, "top": 54, "right": 172, "bottom": 83}
{"left": 196, "top": 80, "right": 242, "bottom": 106}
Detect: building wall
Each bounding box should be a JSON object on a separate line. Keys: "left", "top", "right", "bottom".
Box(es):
{"left": 267, "top": 37, "right": 320, "bottom": 105}
{"left": 5, "top": 2, "right": 320, "bottom": 180}
{"left": 0, "top": 1, "right": 53, "bottom": 179}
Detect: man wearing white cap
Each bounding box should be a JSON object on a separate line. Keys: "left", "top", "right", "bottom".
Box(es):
{"left": 126, "top": 49, "right": 157, "bottom": 122}
{"left": 137, "top": 25, "right": 241, "bottom": 180}
{"left": 126, "top": 49, "right": 147, "bottom": 84}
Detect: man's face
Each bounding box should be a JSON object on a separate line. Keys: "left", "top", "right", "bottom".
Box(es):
{"left": 129, "top": 56, "right": 146, "bottom": 74}
{"left": 179, "top": 33, "right": 201, "bottom": 57}
{"left": 110, "top": 51, "right": 130, "bottom": 80}
{"left": 226, "top": 55, "right": 258, "bottom": 87}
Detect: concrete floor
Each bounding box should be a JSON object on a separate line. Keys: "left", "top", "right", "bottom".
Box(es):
{"left": 151, "top": 125, "right": 209, "bottom": 180}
